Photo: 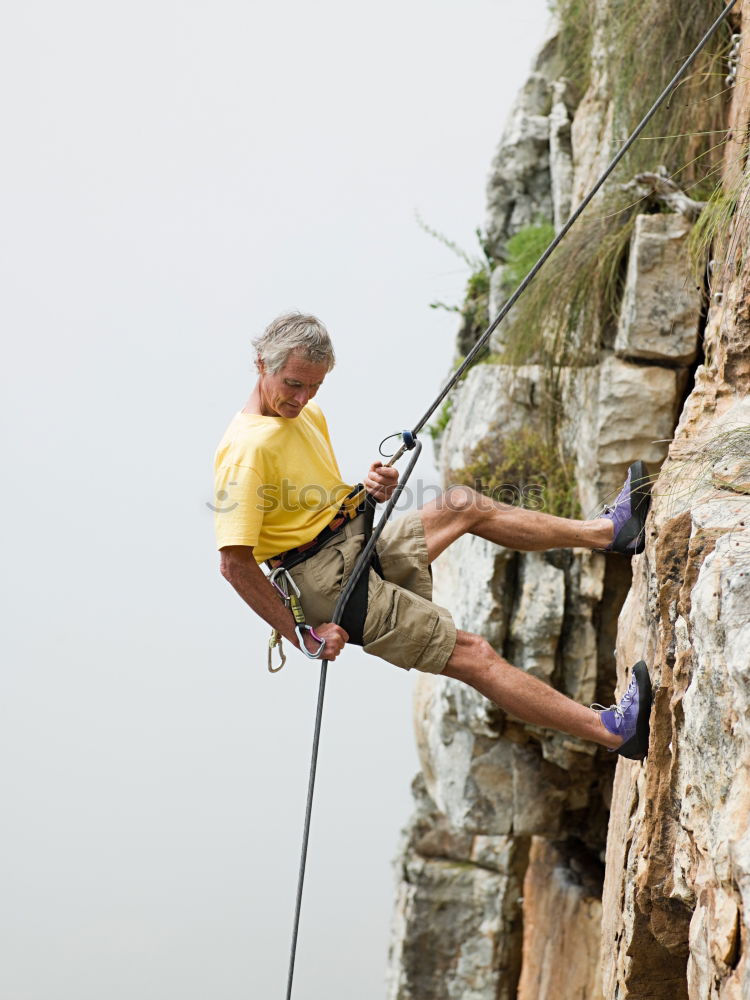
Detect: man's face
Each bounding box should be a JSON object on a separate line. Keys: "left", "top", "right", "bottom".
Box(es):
{"left": 258, "top": 351, "right": 328, "bottom": 418}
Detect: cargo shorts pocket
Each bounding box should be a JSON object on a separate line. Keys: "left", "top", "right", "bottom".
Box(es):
{"left": 291, "top": 532, "right": 364, "bottom": 629}
{"left": 361, "top": 572, "right": 456, "bottom": 675}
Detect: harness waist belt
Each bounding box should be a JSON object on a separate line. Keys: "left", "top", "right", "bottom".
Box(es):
{"left": 267, "top": 487, "right": 365, "bottom": 571}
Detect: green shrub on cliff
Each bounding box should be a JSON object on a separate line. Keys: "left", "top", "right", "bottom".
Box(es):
{"left": 501, "top": 222, "right": 557, "bottom": 295}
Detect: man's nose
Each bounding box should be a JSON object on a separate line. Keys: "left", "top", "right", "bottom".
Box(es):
{"left": 293, "top": 388, "right": 310, "bottom": 406}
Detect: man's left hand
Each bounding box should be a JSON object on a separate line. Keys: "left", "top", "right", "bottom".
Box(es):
{"left": 364, "top": 461, "right": 399, "bottom": 503}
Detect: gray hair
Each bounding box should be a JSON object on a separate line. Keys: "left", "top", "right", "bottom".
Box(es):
{"left": 252, "top": 312, "right": 336, "bottom": 374}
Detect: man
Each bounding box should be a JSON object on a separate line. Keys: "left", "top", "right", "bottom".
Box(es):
{"left": 214, "top": 313, "right": 652, "bottom": 760}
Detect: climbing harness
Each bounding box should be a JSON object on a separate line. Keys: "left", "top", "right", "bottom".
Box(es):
{"left": 264, "top": 484, "right": 381, "bottom": 672}
{"left": 283, "top": 3, "right": 739, "bottom": 997}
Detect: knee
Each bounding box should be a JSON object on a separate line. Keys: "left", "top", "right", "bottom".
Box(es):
{"left": 443, "top": 630, "right": 497, "bottom": 684}
{"left": 444, "top": 485, "right": 479, "bottom": 514}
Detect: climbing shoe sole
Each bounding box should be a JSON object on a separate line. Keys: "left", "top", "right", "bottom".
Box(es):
{"left": 617, "top": 660, "right": 652, "bottom": 760}
{"left": 612, "top": 460, "right": 651, "bottom": 556}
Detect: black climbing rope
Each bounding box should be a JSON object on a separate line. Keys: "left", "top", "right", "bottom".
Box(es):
{"left": 284, "top": 2, "right": 738, "bottom": 996}
{"left": 285, "top": 434, "right": 422, "bottom": 1000}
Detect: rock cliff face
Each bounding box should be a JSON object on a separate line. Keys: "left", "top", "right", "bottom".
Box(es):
{"left": 387, "top": 2, "right": 750, "bottom": 998}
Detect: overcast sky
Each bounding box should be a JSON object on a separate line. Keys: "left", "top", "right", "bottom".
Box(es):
{"left": 2, "top": 2, "right": 549, "bottom": 997}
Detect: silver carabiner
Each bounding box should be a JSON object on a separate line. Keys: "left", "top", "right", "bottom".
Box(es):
{"left": 268, "top": 629, "right": 287, "bottom": 673}
{"left": 269, "top": 565, "right": 300, "bottom": 598}
{"left": 296, "top": 624, "right": 326, "bottom": 659}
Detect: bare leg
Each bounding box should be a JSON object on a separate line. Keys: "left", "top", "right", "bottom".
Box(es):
{"left": 442, "top": 630, "right": 621, "bottom": 750}
{"left": 419, "top": 485, "right": 613, "bottom": 564}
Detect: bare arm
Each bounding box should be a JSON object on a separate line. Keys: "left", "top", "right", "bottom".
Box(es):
{"left": 219, "top": 546, "right": 348, "bottom": 660}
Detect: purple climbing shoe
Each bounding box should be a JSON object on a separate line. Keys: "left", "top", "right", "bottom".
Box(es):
{"left": 597, "top": 460, "right": 651, "bottom": 555}
{"left": 596, "top": 661, "right": 652, "bottom": 760}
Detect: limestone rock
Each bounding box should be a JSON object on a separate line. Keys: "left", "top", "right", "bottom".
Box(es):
{"left": 387, "top": 854, "right": 519, "bottom": 1000}
{"left": 412, "top": 669, "right": 573, "bottom": 838}
{"left": 485, "top": 71, "right": 553, "bottom": 256}
{"left": 386, "top": 774, "right": 528, "bottom": 1000}
{"left": 569, "top": 0, "right": 615, "bottom": 205}
{"left": 508, "top": 552, "right": 565, "bottom": 682}
{"left": 620, "top": 172, "right": 707, "bottom": 222}
{"left": 390, "top": 5, "right": 750, "bottom": 999}
{"left": 412, "top": 671, "right": 509, "bottom": 834}
{"left": 614, "top": 213, "right": 703, "bottom": 365}
{"left": 431, "top": 533, "right": 515, "bottom": 650}
{"left": 600, "top": 214, "right": 750, "bottom": 999}
{"left": 559, "top": 551, "right": 605, "bottom": 709}
{"left": 601, "top": 493, "right": 750, "bottom": 1000}
{"left": 517, "top": 838, "right": 605, "bottom": 1000}
{"left": 549, "top": 79, "right": 575, "bottom": 230}
{"left": 563, "top": 356, "right": 684, "bottom": 517}
{"left": 589, "top": 357, "right": 681, "bottom": 492}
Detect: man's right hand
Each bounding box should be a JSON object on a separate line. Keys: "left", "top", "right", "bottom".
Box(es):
{"left": 303, "top": 622, "right": 349, "bottom": 660}
{"left": 219, "top": 546, "right": 351, "bottom": 662}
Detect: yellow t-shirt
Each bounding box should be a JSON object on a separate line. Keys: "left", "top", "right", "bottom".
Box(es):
{"left": 213, "top": 401, "right": 355, "bottom": 563}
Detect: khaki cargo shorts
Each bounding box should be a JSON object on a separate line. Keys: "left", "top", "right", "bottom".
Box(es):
{"left": 287, "top": 511, "right": 457, "bottom": 674}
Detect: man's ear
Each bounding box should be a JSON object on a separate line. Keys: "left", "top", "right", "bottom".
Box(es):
{"left": 255, "top": 355, "right": 266, "bottom": 375}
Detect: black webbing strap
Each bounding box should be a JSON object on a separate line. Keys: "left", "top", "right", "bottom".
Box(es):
{"left": 338, "top": 493, "right": 383, "bottom": 645}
